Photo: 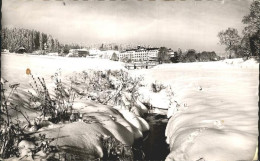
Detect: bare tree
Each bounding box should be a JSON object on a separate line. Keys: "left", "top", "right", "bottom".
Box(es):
{"left": 218, "top": 28, "right": 241, "bottom": 58}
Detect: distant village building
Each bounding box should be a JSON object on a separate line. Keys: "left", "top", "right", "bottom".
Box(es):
{"left": 119, "top": 50, "right": 134, "bottom": 61}
{"left": 67, "top": 48, "right": 120, "bottom": 59}
{"left": 146, "top": 48, "right": 160, "bottom": 62}
{"left": 66, "top": 46, "right": 174, "bottom": 62}
{"left": 118, "top": 46, "right": 160, "bottom": 62}
{"left": 17, "top": 47, "right": 26, "bottom": 54}
{"left": 1, "top": 49, "right": 9, "bottom": 53}
{"left": 68, "top": 48, "right": 89, "bottom": 57}
{"left": 168, "top": 49, "right": 175, "bottom": 58}
{"left": 77, "top": 49, "right": 89, "bottom": 57}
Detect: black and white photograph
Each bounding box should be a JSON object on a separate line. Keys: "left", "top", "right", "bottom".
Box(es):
{"left": 1, "top": 0, "right": 259, "bottom": 160}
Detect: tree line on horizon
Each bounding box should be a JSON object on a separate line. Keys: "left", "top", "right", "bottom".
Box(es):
{"left": 1, "top": 28, "right": 60, "bottom": 53}
{"left": 1, "top": 28, "right": 84, "bottom": 54}
{"left": 157, "top": 48, "right": 221, "bottom": 64}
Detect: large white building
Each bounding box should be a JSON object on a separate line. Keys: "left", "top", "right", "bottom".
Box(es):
{"left": 119, "top": 47, "right": 160, "bottom": 62}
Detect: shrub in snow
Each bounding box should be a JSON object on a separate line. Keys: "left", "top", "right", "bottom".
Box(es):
{"left": 28, "top": 73, "right": 76, "bottom": 123}
{"left": 138, "top": 84, "right": 178, "bottom": 111}
{"left": 100, "top": 135, "right": 133, "bottom": 160}
{"left": 0, "top": 79, "right": 57, "bottom": 159}
{"left": 70, "top": 69, "right": 147, "bottom": 114}
{"left": 0, "top": 80, "right": 26, "bottom": 159}
{"left": 151, "top": 81, "right": 166, "bottom": 93}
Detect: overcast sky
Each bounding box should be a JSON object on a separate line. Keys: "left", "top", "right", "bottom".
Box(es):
{"left": 2, "top": 0, "right": 253, "bottom": 53}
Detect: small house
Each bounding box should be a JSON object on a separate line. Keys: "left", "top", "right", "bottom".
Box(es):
{"left": 17, "top": 47, "right": 26, "bottom": 54}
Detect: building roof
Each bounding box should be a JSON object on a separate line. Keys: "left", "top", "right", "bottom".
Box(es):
{"left": 18, "top": 47, "right": 25, "bottom": 50}
{"left": 124, "top": 47, "right": 159, "bottom": 52}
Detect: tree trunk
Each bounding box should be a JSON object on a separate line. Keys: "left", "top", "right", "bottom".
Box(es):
{"left": 249, "top": 36, "right": 256, "bottom": 56}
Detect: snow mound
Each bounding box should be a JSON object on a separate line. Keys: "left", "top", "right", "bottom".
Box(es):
{"left": 73, "top": 99, "right": 144, "bottom": 141}
{"left": 82, "top": 112, "right": 135, "bottom": 145}
{"left": 38, "top": 122, "right": 111, "bottom": 160}
{"left": 117, "top": 109, "right": 150, "bottom": 133}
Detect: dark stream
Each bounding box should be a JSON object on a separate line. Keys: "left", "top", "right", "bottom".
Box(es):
{"left": 133, "top": 113, "right": 169, "bottom": 160}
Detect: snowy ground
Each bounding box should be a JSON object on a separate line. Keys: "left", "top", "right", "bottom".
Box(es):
{"left": 1, "top": 53, "right": 125, "bottom": 82}
{"left": 133, "top": 59, "right": 259, "bottom": 161}
{"left": 1, "top": 53, "right": 145, "bottom": 160}
{"left": 1, "top": 53, "right": 259, "bottom": 161}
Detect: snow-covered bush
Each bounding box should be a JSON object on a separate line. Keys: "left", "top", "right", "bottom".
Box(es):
{"left": 0, "top": 79, "right": 56, "bottom": 159}
{"left": 28, "top": 74, "right": 76, "bottom": 123}
{"left": 100, "top": 135, "right": 133, "bottom": 160}
{"left": 0, "top": 121, "right": 24, "bottom": 159}
{"left": 70, "top": 69, "right": 145, "bottom": 113}
{"left": 0, "top": 80, "right": 24, "bottom": 159}
{"left": 151, "top": 81, "right": 166, "bottom": 93}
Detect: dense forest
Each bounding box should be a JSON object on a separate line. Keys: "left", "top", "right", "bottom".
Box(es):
{"left": 1, "top": 28, "right": 61, "bottom": 53}
{"left": 1, "top": 28, "right": 86, "bottom": 54}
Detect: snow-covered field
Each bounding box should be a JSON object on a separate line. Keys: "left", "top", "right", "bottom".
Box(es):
{"left": 133, "top": 59, "right": 259, "bottom": 161}
{"left": 1, "top": 53, "right": 259, "bottom": 161}
{"left": 1, "top": 53, "right": 125, "bottom": 82}
{"left": 2, "top": 53, "right": 144, "bottom": 160}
